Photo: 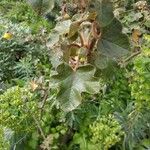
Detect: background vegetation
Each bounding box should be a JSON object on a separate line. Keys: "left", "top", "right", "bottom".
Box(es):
{"left": 0, "top": 0, "right": 150, "bottom": 150}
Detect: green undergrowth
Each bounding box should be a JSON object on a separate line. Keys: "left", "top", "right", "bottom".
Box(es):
{"left": 0, "top": 0, "right": 150, "bottom": 150}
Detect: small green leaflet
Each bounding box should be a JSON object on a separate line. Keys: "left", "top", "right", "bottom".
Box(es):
{"left": 51, "top": 63, "right": 100, "bottom": 112}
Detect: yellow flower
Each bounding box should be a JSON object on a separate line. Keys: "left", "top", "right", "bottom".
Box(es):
{"left": 3, "top": 32, "right": 13, "bottom": 40}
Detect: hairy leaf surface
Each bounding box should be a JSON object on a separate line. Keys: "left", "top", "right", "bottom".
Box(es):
{"left": 97, "top": 18, "right": 130, "bottom": 58}
{"left": 88, "top": 0, "right": 114, "bottom": 27}
{"left": 51, "top": 63, "right": 100, "bottom": 111}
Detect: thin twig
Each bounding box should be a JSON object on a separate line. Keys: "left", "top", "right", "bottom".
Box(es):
{"left": 32, "top": 115, "right": 46, "bottom": 140}
{"left": 123, "top": 51, "right": 141, "bottom": 62}
{"left": 24, "top": 100, "right": 46, "bottom": 140}
{"left": 40, "top": 83, "right": 51, "bottom": 116}
{"left": 118, "top": 51, "right": 141, "bottom": 67}
{"left": 73, "top": 56, "right": 80, "bottom": 71}
{"left": 13, "top": 134, "right": 27, "bottom": 150}
{"left": 79, "top": 32, "right": 85, "bottom": 47}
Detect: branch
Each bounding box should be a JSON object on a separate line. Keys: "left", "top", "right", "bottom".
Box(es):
{"left": 118, "top": 51, "right": 141, "bottom": 67}
{"left": 87, "top": 37, "right": 97, "bottom": 62}
{"left": 40, "top": 92, "right": 48, "bottom": 110}
{"left": 24, "top": 99, "right": 46, "bottom": 140}
{"left": 87, "top": 21, "right": 101, "bottom": 62}
{"left": 32, "top": 115, "right": 46, "bottom": 140}
{"left": 79, "top": 32, "right": 85, "bottom": 47}
{"left": 124, "top": 51, "right": 141, "bottom": 62}
{"left": 40, "top": 83, "right": 51, "bottom": 117}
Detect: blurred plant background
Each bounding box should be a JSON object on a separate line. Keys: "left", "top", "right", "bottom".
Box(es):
{"left": 0, "top": 0, "right": 150, "bottom": 150}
